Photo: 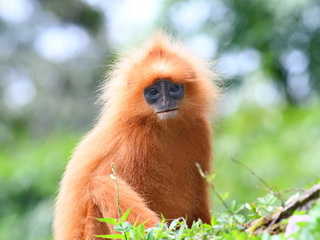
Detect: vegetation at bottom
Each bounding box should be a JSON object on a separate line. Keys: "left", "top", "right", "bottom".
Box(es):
{"left": 96, "top": 188, "right": 320, "bottom": 240}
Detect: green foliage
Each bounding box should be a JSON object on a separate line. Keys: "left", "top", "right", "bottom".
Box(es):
{"left": 95, "top": 153, "right": 320, "bottom": 239}
{"left": 290, "top": 201, "right": 320, "bottom": 239}
{"left": 214, "top": 104, "right": 320, "bottom": 211}
{"left": 95, "top": 196, "right": 320, "bottom": 239}
{"left": 0, "top": 132, "right": 80, "bottom": 240}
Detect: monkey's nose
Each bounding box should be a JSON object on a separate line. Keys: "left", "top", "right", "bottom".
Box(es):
{"left": 161, "top": 95, "right": 170, "bottom": 106}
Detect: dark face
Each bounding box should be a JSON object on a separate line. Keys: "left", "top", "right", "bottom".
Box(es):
{"left": 144, "top": 79, "right": 184, "bottom": 119}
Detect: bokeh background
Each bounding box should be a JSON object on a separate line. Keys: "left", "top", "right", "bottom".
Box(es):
{"left": 1, "top": 0, "right": 320, "bottom": 239}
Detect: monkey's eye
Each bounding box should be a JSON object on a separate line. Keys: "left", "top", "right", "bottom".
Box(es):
{"left": 148, "top": 88, "right": 159, "bottom": 96}
{"left": 170, "top": 84, "right": 180, "bottom": 92}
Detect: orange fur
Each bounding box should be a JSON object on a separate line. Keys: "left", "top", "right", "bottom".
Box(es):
{"left": 53, "top": 32, "right": 219, "bottom": 240}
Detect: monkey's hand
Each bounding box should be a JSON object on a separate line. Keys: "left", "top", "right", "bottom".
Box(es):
{"left": 90, "top": 176, "right": 160, "bottom": 232}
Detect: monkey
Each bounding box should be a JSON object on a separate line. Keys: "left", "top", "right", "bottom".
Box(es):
{"left": 53, "top": 31, "right": 219, "bottom": 240}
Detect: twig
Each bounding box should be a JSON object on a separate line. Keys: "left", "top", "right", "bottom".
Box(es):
{"left": 276, "top": 183, "right": 320, "bottom": 221}
{"left": 111, "top": 163, "right": 122, "bottom": 219}
{"left": 212, "top": 188, "right": 233, "bottom": 214}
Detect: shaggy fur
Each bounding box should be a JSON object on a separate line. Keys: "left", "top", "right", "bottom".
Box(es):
{"left": 53, "top": 32, "right": 219, "bottom": 240}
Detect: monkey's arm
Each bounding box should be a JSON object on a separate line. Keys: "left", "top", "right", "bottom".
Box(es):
{"left": 90, "top": 175, "right": 160, "bottom": 232}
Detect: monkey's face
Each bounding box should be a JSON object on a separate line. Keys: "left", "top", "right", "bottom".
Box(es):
{"left": 143, "top": 79, "right": 184, "bottom": 120}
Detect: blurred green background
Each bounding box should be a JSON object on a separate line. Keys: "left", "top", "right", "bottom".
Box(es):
{"left": 1, "top": 0, "right": 320, "bottom": 239}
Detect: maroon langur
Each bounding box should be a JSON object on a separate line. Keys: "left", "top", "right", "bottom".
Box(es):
{"left": 53, "top": 32, "right": 219, "bottom": 240}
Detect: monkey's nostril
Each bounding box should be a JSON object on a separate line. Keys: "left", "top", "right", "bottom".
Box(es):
{"left": 161, "top": 96, "right": 168, "bottom": 105}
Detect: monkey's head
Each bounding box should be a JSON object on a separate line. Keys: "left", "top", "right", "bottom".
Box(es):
{"left": 101, "top": 31, "right": 219, "bottom": 123}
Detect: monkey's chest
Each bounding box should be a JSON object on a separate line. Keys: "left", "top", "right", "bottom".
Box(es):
{"left": 124, "top": 157, "right": 201, "bottom": 219}
{"left": 114, "top": 131, "right": 210, "bottom": 219}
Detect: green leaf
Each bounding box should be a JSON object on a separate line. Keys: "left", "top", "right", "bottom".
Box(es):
{"left": 202, "top": 223, "right": 212, "bottom": 229}
{"left": 177, "top": 224, "right": 185, "bottom": 237}
{"left": 114, "top": 222, "right": 132, "bottom": 232}
{"left": 169, "top": 219, "right": 179, "bottom": 230}
{"left": 210, "top": 216, "right": 217, "bottom": 226}
{"left": 119, "top": 208, "right": 132, "bottom": 224}
{"left": 234, "top": 214, "right": 246, "bottom": 224}
{"left": 230, "top": 200, "right": 237, "bottom": 211}
{"left": 160, "top": 214, "right": 166, "bottom": 223}
{"left": 221, "top": 192, "right": 230, "bottom": 201}
{"left": 146, "top": 229, "right": 155, "bottom": 240}
{"left": 206, "top": 173, "right": 216, "bottom": 183}
{"left": 245, "top": 203, "right": 253, "bottom": 211}
{"left": 129, "top": 223, "right": 145, "bottom": 239}
{"left": 257, "top": 197, "right": 267, "bottom": 205}
{"left": 94, "top": 234, "right": 123, "bottom": 239}
{"left": 96, "top": 217, "right": 118, "bottom": 225}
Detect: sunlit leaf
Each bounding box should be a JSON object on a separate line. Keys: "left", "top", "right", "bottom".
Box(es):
{"left": 119, "top": 208, "right": 132, "bottom": 224}
{"left": 96, "top": 217, "right": 118, "bottom": 225}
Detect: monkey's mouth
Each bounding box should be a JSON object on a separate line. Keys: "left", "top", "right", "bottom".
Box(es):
{"left": 156, "top": 108, "right": 178, "bottom": 120}
{"left": 156, "top": 108, "right": 178, "bottom": 114}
